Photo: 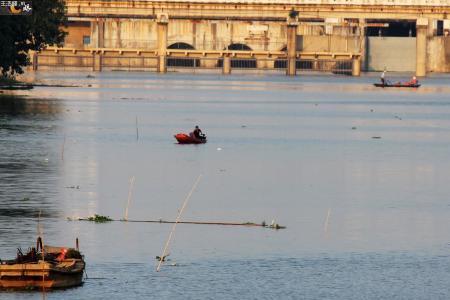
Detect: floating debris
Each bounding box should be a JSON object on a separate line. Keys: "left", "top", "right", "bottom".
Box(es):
{"left": 268, "top": 219, "right": 284, "bottom": 230}
{"left": 156, "top": 254, "right": 169, "bottom": 262}
{"left": 65, "top": 185, "right": 80, "bottom": 189}
{"left": 84, "top": 214, "right": 113, "bottom": 223}
{"left": 372, "top": 136, "right": 382, "bottom": 139}
{"left": 86, "top": 75, "right": 95, "bottom": 78}
{"left": 351, "top": 126, "right": 357, "bottom": 130}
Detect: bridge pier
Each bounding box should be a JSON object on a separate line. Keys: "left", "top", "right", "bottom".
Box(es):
{"left": 222, "top": 56, "right": 231, "bottom": 74}
{"left": 416, "top": 18, "right": 428, "bottom": 77}
{"left": 93, "top": 53, "right": 102, "bottom": 71}
{"left": 286, "top": 19, "right": 298, "bottom": 76}
{"left": 352, "top": 57, "right": 361, "bottom": 76}
{"left": 157, "top": 14, "right": 168, "bottom": 73}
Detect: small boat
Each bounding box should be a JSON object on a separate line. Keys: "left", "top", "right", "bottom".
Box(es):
{"left": 0, "top": 237, "right": 85, "bottom": 290}
{"left": 174, "top": 133, "right": 207, "bottom": 144}
{"left": 373, "top": 83, "right": 421, "bottom": 88}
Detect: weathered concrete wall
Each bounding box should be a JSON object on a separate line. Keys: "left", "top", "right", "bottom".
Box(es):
{"left": 428, "top": 36, "right": 450, "bottom": 72}
{"left": 366, "top": 37, "right": 416, "bottom": 72}
{"left": 64, "top": 21, "right": 91, "bottom": 48}
{"left": 298, "top": 36, "right": 361, "bottom": 53}
{"left": 91, "top": 19, "right": 358, "bottom": 51}
{"left": 99, "top": 19, "right": 289, "bottom": 51}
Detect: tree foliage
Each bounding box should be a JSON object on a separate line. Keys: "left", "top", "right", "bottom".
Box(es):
{"left": 0, "top": 0, "right": 67, "bottom": 77}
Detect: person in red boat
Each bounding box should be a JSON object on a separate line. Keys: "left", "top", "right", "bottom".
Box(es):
{"left": 408, "top": 76, "right": 418, "bottom": 85}
{"left": 192, "top": 126, "right": 205, "bottom": 139}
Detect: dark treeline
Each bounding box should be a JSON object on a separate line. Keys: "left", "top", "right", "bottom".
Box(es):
{"left": 0, "top": 0, "right": 66, "bottom": 77}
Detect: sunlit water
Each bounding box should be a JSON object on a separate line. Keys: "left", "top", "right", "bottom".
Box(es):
{"left": 1, "top": 71, "right": 450, "bottom": 299}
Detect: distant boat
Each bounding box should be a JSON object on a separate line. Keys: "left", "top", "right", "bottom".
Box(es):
{"left": 0, "top": 238, "right": 85, "bottom": 290}
{"left": 373, "top": 83, "right": 421, "bottom": 88}
{"left": 174, "top": 133, "right": 207, "bottom": 144}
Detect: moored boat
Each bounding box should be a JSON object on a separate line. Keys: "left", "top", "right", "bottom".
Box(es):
{"left": 373, "top": 83, "right": 421, "bottom": 88}
{"left": 174, "top": 133, "right": 207, "bottom": 144}
{"left": 0, "top": 238, "right": 85, "bottom": 290}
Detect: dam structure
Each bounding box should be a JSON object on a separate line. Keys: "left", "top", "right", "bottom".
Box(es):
{"left": 34, "top": 0, "right": 450, "bottom": 76}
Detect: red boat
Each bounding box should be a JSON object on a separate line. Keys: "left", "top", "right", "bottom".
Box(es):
{"left": 373, "top": 83, "right": 420, "bottom": 88}
{"left": 174, "top": 133, "right": 207, "bottom": 144}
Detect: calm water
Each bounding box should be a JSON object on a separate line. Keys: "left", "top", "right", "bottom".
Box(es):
{"left": 1, "top": 71, "right": 450, "bottom": 299}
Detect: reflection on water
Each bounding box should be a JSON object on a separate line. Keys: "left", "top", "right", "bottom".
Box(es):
{"left": 1, "top": 72, "right": 450, "bottom": 299}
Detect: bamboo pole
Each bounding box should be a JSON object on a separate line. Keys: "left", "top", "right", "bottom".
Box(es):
{"left": 135, "top": 116, "right": 139, "bottom": 141}
{"left": 61, "top": 134, "right": 66, "bottom": 161}
{"left": 124, "top": 176, "right": 135, "bottom": 221}
{"left": 324, "top": 208, "right": 331, "bottom": 234}
{"left": 78, "top": 218, "right": 285, "bottom": 228}
{"left": 156, "top": 174, "right": 202, "bottom": 272}
{"left": 38, "top": 211, "right": 46, "bottom": 295}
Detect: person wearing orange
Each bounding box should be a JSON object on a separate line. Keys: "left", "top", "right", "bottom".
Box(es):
{"left": 56, "top": 248, "right": 68, "bottom": 262}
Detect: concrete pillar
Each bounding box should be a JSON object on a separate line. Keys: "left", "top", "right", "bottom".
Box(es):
{"left": 32, "top": 52, "right": 38, "bottom": 71}
{"left": 222, "top": 56, "right": 231, "bottom": 74}
{"left": 313, "top": 59, "right": 319, "bottom": 70}
{"left": 97, "top": 19, "right": 104, "bottom": 48}
{"left": 93, "top": 53, "right": 102, "bottom": 71}
{"left": 352, "top": 58, "right": 361, "bottom": 76}
{"left": 257, "top": 59, "right": 274, "bottom": 70}
{"left": 286, "top": 20, "right": 298, "bottom": 76}
{"left": 115, "top": 20, "right": 121, "bottom": 48}
{"left": 359, "top": 19, "right": 368, "bottom": 72}
{"left": 416, "top": 18, "right": 428, "bottom": 77}
{"left": 156, "top": 13, "right": 168, "bottom": 73}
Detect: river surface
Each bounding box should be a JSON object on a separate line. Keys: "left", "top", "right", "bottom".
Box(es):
{"left": 1, "top": 71, "right": 450, "bottom": 299}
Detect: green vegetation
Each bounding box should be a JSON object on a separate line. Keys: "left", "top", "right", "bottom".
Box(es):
{"left": 87, "top": 214, "right": 113, "bottom": 223}
{"left": 0, "top": 0, "right": 67, "bottom": 77}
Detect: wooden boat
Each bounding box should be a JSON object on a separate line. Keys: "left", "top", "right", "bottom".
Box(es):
{"left": 373, "top": 83, "right": 421, "bottom": 88}
{"left": 174, "top": 132, "right": 207, "bottom": 144}
{"left": 0, "top": 238, "right": 85, "bottom": 290}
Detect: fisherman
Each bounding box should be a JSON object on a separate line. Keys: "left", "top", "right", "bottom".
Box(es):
{"left": 193, "top": 126, "right": 205, "bottom": 139}
{"left": 380, "top": 68, "right": 387, "bottom": 85}
{"left": 56, "top": 248, "right": 68, "bottom": 262}
{"left": 408, "top": 76, "right": 418, "bottom": 85}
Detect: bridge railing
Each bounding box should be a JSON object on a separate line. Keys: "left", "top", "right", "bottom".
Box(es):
{"left": 33, "top": 47, "right": 360, "bottom": 75}
{"left": 147, "top": 0, "right": 450, "bottom": 6}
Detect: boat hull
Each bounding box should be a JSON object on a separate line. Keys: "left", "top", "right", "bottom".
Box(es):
{"left": 373, "top": 83, "right": 421, "bottom": 88}
{"left": 174, "top": 133, "right": 207, "bottom": 144}
{"left": 0, "top": 259, "right": 85, "bottom": 290}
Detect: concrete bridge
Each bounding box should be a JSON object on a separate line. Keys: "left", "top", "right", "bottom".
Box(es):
{"left": 36, "top": 0, "right": 450, "bottom": 75}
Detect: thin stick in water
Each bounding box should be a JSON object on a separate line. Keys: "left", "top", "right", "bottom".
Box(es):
{"left": 61, "top": 134, "right": 66, "bottom": 161}
{"left": 124, "top": 176, "right": 135, "bottom": 221}
{"left": 324, "top": 208, "right": 331, "bottom": 234}
{"left": 156, "top": 174, "right": 202, "bottom": 272}
{"left": 135, "top": 116, "right": 139, "bottom": 141}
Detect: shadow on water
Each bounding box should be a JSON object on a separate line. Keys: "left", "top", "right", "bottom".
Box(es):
{"left": 0, "top": 95, "right": 62, "bottom": 246}
{"left": 0, "top": 95, "right": 62, "bottom": 116}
